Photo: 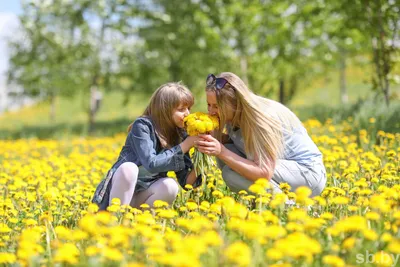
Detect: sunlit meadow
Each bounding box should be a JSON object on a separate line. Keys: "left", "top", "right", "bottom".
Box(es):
{"left": 0, "top": 118, "right": 399, "bottom": 267}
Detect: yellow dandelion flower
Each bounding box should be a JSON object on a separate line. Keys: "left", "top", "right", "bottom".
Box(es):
{"left": 388, "top": 240, "right": 400, "bottom": 254}
{"left": 153, "top": 200, "right": 169, "bottom": 208}
{"left": 54, "top": 243, "right": 80, "bottom": 264}
{"left": 0, "top": 252, "right": 16, "bottom": 264}
{"left": 373, "top": 251, "right": 393, "bottom": 267}
{"left": 342, "top": 237, "right": 356, "bottom": 250}
{"left": 322, "top": 255, "right": 345, "bottom": 267}
{"left": 224, "top": 241, "right": 251, "bottom": 267}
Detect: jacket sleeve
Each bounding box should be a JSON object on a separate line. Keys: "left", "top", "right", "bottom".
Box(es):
{"left": 129, "top": 118, "right": 185, "bottom": 173}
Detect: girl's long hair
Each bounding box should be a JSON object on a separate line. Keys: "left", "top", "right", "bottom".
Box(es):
{"left": 207, "top": 72, "right": 302, "bottom": 172}
{"left": 128, "top": 82, "right": 194, "bottom": 148}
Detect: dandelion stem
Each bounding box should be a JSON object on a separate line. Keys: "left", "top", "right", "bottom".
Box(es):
{"left": 45, "top": 221, "right": 53, "bottom": 263}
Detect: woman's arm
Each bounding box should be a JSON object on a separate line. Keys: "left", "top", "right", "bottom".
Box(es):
{"left": 197, "top": 135, "right": 273, "bottom": 181}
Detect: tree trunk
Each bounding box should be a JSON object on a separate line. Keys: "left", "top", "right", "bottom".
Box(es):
{"left": 279, "top": 79, "right": 285, "bottom": 104}
{"left": 88, "top": 83, "right": 98, "bottom": 133}
{"left": 287, "top": 75, "right": 297, "bottom": 103}
{"left": 240, "top": 55, "right": 249, "bottom": 85}
{"left": 170, "top": 59, "right": 181, "bottom": 82}
{"left": 370, "top": 0, "right": 391, "bottom": 106}
{"left": 383, "top": 76, "right": 390, "bottom": 106}
{"left": 377, "top": 5, "right": 390, "bottom": 107}
{"left": 88, "top": 15, "right": 107, "bottom": 133}
{"left": 88, "top": 85, "right": 102, "bottom": 133}
{"left": 339, "top": 48, "right": 348, "bottom": 104}
{"left": 49, "top": 94, "right": 56, "bottom": 122}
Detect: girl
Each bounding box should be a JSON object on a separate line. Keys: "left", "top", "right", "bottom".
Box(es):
{"left": 197, "top": 72, "right": 326, "bottom": 197}
{"left": 92, "top": 82, "right": 201, "bottom": 210}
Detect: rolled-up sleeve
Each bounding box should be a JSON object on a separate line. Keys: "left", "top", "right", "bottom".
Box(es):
{"left": 130, "top": 119, "right": 185, "bottom": 174}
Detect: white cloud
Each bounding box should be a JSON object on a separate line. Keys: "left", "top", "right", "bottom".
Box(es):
{"left": 0, "top": 12, "right": 20, "bottom": 80}
{"left": 0, "top": 12, "right": 20, "bottom": 40}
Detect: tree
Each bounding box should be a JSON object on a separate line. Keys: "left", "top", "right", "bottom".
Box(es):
{"left": 8, "top": 0, "right": 131, "bottom": 131}
{"left": 302, "top": 0, "right": 369, "bottom": 105}
{"left": 364, "top": 0, "right": 399, "bottom": 106}
{"left": 337, "top": 0, "right": 400, "bottom": 106}
{"left": 256, "top": 1, "right": 325, "bottom": 104}
{"left": 7, "top": 1, "right": 90, "bottom": 121}
{"left": 117, "top": 0, "right": 231, "bottom": 95}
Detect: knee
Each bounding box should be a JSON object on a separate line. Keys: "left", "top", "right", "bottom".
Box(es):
{"left": 311, "top": 178, "right": 327, "bottom": 197}
{"left": 216, "top": 158, "right": 226, "bottom": 169}
{"left": 221, "top": 166, "right": 233, "bottom": 183}
{"left": 115, "top": 162, "right": 139, "bottom": 186}
{"left": 221, "top": 166, "right": 240, "bottom": 192}
{"left": 311, "top": 170, "right": 327, "bottom": 197}
{"left": 159, "top": 178, "right": 179, "bottom": 200}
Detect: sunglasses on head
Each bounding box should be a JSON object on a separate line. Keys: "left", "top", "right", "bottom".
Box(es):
{"left": 206, "top": 74, "right": 229, "bottom": 91}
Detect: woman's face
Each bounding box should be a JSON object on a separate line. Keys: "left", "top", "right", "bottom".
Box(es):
{"left": 172, "top": 104, "right": 190, "bottom": 128}
{"left": 206, "top": 91, "right": 234, "bottom": 122}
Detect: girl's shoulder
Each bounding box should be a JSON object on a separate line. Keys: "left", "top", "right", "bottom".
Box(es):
{"left": 135, "top": 115, "right": 153, "bottom": 124}
{"left": 179, "top": 128, "right": 189, "bottom": 140}
{"left": 130, "top": 116, "right": 155, "bottom": 132}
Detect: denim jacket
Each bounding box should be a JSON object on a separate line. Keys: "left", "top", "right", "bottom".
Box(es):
{"left": 92, "top": 116, "right": 201, "bottom": 209}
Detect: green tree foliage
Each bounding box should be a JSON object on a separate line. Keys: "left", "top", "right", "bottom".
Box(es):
{"left": 330, "top": 0, "right": 400, "bottom": 106}
{"left": 7, "top": 0, "right": 399, "bottom": 132}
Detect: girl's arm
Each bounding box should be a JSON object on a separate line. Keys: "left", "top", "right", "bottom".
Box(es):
{"left": 197, "top": 135, "right": 273, "bottom": 181}
{"left": 130, "top": 118, "right": 198, "bottom": 174}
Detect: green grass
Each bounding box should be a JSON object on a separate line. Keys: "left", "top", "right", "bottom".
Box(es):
{"left": 1, "top": 91, "right": 148, "bottom": 126}
{"left": 0, "top": 91, "right": 149, "bottom": 138}
{"left": 290, "top": 64, "right": 375, "bottom": 109}
{"left": 0, "top": 64, "right": 399, "bottom": 139}
{"left": 289, "top": 65, "right": 400, "bottom": 123}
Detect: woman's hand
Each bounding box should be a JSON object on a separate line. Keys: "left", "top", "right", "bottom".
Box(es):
{"left": 196, "top": 134, "right": 224, "bottom": 156}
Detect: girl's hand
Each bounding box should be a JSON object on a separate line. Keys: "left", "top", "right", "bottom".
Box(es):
{"left": 196, "top": 134, "right": 224, "bottom": 156}
{"left": 180, "top": 136, "right": 201, "bottom": 153}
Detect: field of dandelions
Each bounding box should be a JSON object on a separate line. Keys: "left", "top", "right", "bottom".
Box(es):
{"left": 0, "top": 118, "right": 399, "bottom": 267}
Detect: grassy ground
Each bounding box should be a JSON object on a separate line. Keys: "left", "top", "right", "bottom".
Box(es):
{"left": 290, "top": 64, "right": 374, "bottom": 109}
{"left": 0, "top": 64, "right": 398, "bottom": 139}
{"left": 0, "top": 91, "right": 151, "bottom": 138}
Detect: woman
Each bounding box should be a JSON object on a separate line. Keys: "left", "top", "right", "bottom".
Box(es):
{"left": 196, "top": 72, "right": 326, "bottom": 197}
{"left": 92, "top": 82, "right": 201, "bottom": 210}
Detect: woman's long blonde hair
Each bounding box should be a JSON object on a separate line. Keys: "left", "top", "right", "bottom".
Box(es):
{"left": 128, "top": 82, "right": 194, "bottom": 148}
{"left": 207, "top": 72, "right": 302, "bottom": 171}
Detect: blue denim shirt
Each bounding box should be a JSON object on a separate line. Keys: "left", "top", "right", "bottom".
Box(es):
{"left": 92, "top": 116, "right": 201, "bottom": 209}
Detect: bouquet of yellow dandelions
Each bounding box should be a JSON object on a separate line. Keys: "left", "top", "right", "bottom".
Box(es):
{"left": 184, "top": 112, "right": 219, "bottom": 181}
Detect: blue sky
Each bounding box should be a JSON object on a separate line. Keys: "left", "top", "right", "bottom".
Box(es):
{"left": 0, "top": 1, "right": 22, "bottom": 14}
{"left": 0, "top": 1, "right": 22, "bottom": 88}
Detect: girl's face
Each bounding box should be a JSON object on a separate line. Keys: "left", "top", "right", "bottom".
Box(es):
{"left": 172, "top": 103, "right": 190, "bottom": 128}
{"left": 206, "top": 91, "right": 234, "bottom": 122}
